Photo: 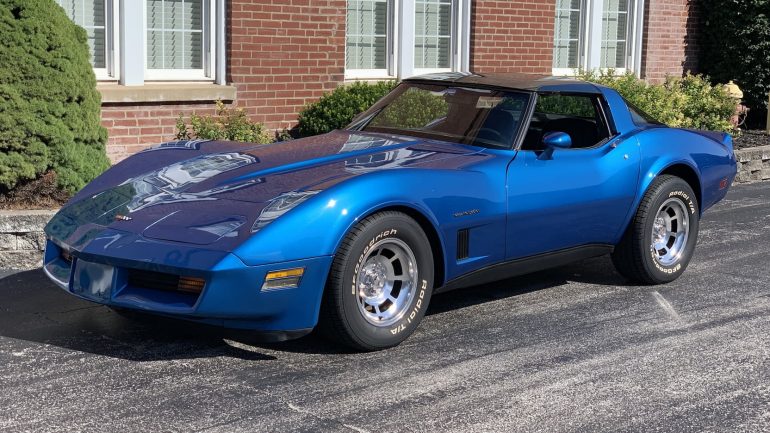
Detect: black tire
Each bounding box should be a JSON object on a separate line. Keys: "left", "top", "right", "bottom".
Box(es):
{"left": 612, "top": 175, "right": 700, "bottom": 284}
{"left": 319, "top": 211, "right": 434, "bottom": 351}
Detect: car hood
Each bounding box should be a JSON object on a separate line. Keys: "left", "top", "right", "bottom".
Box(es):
{"left": 46, "top": 130, "right": 486, "bottom": 252}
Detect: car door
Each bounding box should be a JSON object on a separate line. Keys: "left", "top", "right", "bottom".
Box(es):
{"left": 505, "top": 93, "right": 640, "bottom": 260}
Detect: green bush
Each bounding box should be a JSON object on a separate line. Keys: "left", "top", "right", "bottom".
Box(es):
{"left": 536, "top": 94, "right": 596, "bottom": 118}
{"left": 699, "top": 1, "right": 770, "bottom": 121}
{"left": 579, "top": 71, "right": 735, "bottom": 132}
{"left": 369, "top": 86, "right": 448, "bottom": 128}
{"left": 176, "top": 101, "right": 273, "bottom": 144}
{"left": 297, "top": 81, "right": 398, "bottom": 136}
{"left": 0, "top": 0, "right": 109, "bottom": 194}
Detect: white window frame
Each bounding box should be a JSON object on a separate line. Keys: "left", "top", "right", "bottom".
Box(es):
{"left": 60, "top": 0, "right": 226, "bottom": 84}
{"left": 344, "top": 0, "right": 470, "bottom": 80}
{"left": 102, "top": 0, "right": 120, "bottom": 81}
{"left": 552, "top": 0, "right": 645, "bottom": 77}
{"left": 143, "top": 0, "right": 216, "bottom": 81}
{"left": 57, "top": 0, "right": 121, "bottom": 80}
{"left": 344, "top": 0, "right": 397, "bottom": 80}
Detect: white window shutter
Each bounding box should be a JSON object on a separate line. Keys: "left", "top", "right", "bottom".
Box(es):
{"left": 56, "top": 0, "right": 107, "bottom": 68}
{"left": 146, "top": 0, "right": 204, "bottom": 70}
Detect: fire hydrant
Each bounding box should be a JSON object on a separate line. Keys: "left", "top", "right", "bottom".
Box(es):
{"left": 722, "top": 80, "right": 748, "bottom": 129}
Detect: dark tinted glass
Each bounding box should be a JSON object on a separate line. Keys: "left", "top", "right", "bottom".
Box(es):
{"left": 356, "top": 83, "right": 531, "bottom": 149}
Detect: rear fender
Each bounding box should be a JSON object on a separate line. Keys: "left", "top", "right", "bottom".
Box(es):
{"left": 618, "top": 127, "right": 736, "bottom": 240}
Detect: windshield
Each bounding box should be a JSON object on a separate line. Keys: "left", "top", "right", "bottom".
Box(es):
{"left": 351, "top": 83, "right": 531, "bottom": 149}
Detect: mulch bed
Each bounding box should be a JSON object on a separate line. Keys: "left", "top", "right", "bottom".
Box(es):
{"left": 734, "top": 129, "right": 770, "bottom": 150}
{"left": 0, "top": 171, "right": 70, "bottom": 210}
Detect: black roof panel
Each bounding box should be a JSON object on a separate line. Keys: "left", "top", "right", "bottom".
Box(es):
{"left": 403, "top": 72, "right": 602, "bottom": 94}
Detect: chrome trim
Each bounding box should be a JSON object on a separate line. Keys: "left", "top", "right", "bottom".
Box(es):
{"left": 43, "top": 262, "right": 70, "bottom": 291}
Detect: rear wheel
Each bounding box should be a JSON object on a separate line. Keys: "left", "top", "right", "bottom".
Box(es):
{"left": 319, "top": 211, "right": 434, "bottom": 351}
{"left": 612, "top": 175, "right": 700, "bottom": 284}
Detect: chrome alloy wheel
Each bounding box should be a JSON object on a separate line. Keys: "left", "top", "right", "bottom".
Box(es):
{"left": 651, "top": 198, "right": 690, "bottom": 266}
{"left": 355, "top": 238, "right": 418, "bottom": 327}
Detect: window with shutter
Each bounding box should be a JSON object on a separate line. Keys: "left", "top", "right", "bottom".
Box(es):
{"left": 553, "top": 0, "right": 583, "bottom": 70}
{"left": 346, "top": 0, "right": 389, "bottom": 71}
{"left": 414, "top": 0, "right": 452, "bottom": 70}
{"left": 600, "top": 0, "right": 630, "bottom": 68}
{"left": 146, "top": 0, "right": 205, "bottom": 74}
{"left": 56, "top": 0, "right": 107, "bottom": 69}
{"left": 552, "top": 0, "right": 644, "bottom": 75}
{"left": 344, "top": 0, "right": 469, "bottom": 79}
{"left": 57, "top": 0, "right": 225, "bottom": 86}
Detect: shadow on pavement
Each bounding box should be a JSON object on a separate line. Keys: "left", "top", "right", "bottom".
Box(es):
{"left": 427, "top": 255, "right": 627, "bottom": 315}
{"left": 0, "top": 255, "right": 627, "bottom": 359}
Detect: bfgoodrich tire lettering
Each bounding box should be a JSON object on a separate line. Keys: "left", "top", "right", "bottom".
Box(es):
{"left": 319, "top": 211, "right": 434, "bottom": 351}
{"left": 612, "top": 175, "right": 700, "bottom": 284}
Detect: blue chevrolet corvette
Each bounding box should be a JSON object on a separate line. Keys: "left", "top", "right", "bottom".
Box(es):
{"left": 43, "top": 73, "right": 737, "bottom": 350}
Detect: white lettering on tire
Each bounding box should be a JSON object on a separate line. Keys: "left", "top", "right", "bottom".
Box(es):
{"left": 351, "top": 229, "right": 397, "bottom": 294}
{"left": 668, "top": 190, "right": 696, "bottom": 215}
{"left": 390, "top": 279, "right": 428, "bottom": 335}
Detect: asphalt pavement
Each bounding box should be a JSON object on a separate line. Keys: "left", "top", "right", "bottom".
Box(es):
{"left": 1, "top": 182, "right": 769, "bottom": 433}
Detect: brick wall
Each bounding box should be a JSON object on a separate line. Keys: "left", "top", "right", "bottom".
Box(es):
{"left": 228, "top": 0, "right": 346, "bottom": 125}
{"left": 470, "top": 0, "right": 554, "bottom": 74}
{"left": 641, "top": 0, "right": 699, "bottom": 82}
{"left": 102, "top": 103, "right": 218, "bottom": 162}
{"left": 103, "top": 0, "right": 346, "bottom": 163}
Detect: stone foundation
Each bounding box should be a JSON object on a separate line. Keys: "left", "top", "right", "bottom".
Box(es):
{"left": 734, "top": 145, "right": 770, "bottom": 183}
{"left": 0, "top": 210, "right": 56, "bottom": 270}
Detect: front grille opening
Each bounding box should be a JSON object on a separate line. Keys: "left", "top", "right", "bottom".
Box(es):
{"left": 127, "top": 269, "right": 205, "bottom": 295}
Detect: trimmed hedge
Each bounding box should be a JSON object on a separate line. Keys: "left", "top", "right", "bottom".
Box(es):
{"left": 580, "top": 71, "right": 735, "bottom": 133}
{"left": 297, "top": 81, "right": 397, "bottom": 136}
{"left": 0, "top": 0, "right": 110, "bottom": 194}
{"left": 700, "top": 0, "right": 770, "bottom": 122}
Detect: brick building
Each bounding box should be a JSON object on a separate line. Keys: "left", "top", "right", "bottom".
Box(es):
{"left": 56, "top": 0, "right": 699, "bottom": 162}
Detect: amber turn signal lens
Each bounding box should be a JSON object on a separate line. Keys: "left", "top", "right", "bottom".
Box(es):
{"left": 265, "top": 268, "right": 305, "bottom": 280}
{"left": 263, "top": 267, "right": 305, "bottom": 291}
{"left": 177, "top": 276, "right": 206, "bottom": 294}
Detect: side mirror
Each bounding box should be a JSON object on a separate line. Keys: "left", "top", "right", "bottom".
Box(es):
{"left": 538, "top": 131, "right": 572, "bottom": 160}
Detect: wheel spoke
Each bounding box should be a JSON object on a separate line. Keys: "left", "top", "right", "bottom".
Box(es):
{"left": 355, "top": 237, "right": 420, "bottom": 327}
{"left": 650, "top": 197, "right": 691, "bottom": 267}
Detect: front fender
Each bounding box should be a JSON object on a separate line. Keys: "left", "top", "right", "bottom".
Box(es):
{"left": 233, "top": 166, "right": 508, "bottom": 285}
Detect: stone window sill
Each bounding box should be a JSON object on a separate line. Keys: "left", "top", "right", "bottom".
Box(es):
{"left": 98, "top": 83, "right": 237, "bottom": 104}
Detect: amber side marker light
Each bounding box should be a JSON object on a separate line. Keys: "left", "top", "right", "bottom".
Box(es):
{"left": 177, "top": 276, "right": 206, "bottom": 294}
{"left": 263, "top": 268, "right": 305, "bottom": 291}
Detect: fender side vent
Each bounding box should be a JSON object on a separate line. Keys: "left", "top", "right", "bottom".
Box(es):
{"left": 457, "top": 229, "right": 470, "bottom": 260}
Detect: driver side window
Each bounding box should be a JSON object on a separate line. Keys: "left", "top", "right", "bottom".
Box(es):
{"left": 522, "top": 93, "right": 611, "bottom": 150}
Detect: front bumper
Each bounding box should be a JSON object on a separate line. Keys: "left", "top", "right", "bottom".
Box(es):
{"left": 43, "top": 238, "right": 333, "bottom": 332}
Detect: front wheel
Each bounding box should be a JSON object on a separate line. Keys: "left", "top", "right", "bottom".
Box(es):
{"left": 319, "top": 211, "right": 434, "bottom": 351}
{"left": 612, "top": 175, "right": 700, "bottom": 284}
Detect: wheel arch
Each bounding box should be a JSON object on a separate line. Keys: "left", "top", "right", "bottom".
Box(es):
{"left": 341, "top": 204, "right": 447, "bottom": 290}
{"left": 617, "top": 159, "right": 703, "bottom": 244}
{"left": 658, "top": 163, "right": 702, "bottom": 212}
